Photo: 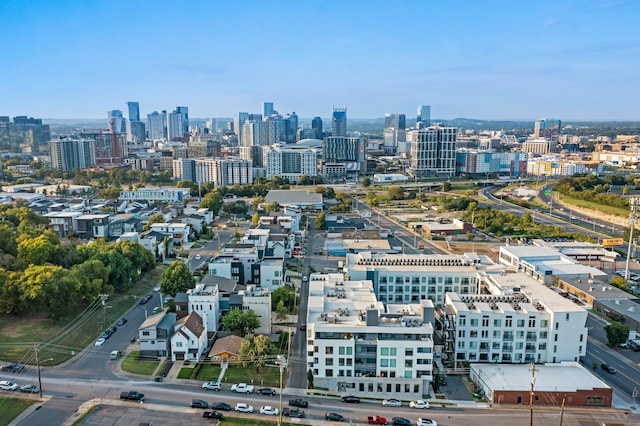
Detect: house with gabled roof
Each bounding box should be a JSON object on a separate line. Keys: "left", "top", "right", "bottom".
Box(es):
{"left": 207, "top": 334, "right": 243, "bottom": 365}
{"left": 170, "top": 311, "right": 208, "bottom": 361}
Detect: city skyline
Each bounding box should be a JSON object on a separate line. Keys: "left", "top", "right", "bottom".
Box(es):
{"left": 1, "top": 0, "right": 639, "bottom": 120}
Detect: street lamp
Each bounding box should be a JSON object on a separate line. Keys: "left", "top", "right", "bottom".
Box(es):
{"left": 34, "top": 345, "right": 54, "bottom": 398}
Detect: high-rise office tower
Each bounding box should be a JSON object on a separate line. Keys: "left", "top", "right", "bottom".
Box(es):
{"left": 417, "top": 105, "right": 431, "bottom": 129}
{"left": 265, "top": 117, "right": 279, "bottom": 145}
{"left": 383, "top": 113, "right": 406, "bottom": 155}
{"left": 312, "top": 116, "right": 323, "bottom": 139}
{"left": 534, "top": 118, "right": 561, "bottom": 139}
{"left": 284, "top": 112, "right": 298, "bottom": 143}
{"left": 241, "top": 120, "right": 267, "bottom": 147}
{"left": 408, "top": 124, "right": 457, "bottom": 177}
{"left": 127, "top": 102, "right": 140, "bottom": 122}
{"left": 332, "top": 107, "right": 347, "bottom": 137}
{"left": 147, "top": 111, "right": 166, "bottom": 140}
{"left": 126, "top": 121, "right": 146, "bottom": 143}
{"left": 205, "top": 118, "right": 216, "bottom": 133}
{"left": 176, "top": 106, "right": 189, "bottom": 135}
{"left": 108, "top": 110, "right": 126, "bottom": 133}
{"left": 264, "top": 102, "right": 274, "bottom": 117}
{"left": 234, "top": 112, "right": 249, "bottom": 143}
{"left": 168, "top": 111, "right": 185, "bottom": 141}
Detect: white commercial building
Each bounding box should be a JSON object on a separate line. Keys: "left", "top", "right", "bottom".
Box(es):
{"left": 307, "top": 273, "right": 435, "bottom": 399}
{"left": 441, "top": 273, "right": 588, "bottom": 364}
{"left": 119, "top": 187, "right": 191, "bottom": 202}
{"left": 193, "top": 158, "right": 252, "bottom": 186}
{"left": 408, "top": 125, "right": 457, "bottom": 177}
{"left": 345, "top": 252, "right": 501, "bottom": 307}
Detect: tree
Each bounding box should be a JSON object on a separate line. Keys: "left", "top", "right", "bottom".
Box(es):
{"left": 275, "top": 300, "right": 288, "bottom": 322}
{"left": 366, "top": 192, "right": 379, "bottom": 207}
{"left": 605, "top": 321, "right": 629, "bottom": 347}
{"left": 221, "top": 308, "right": 260, "bottom": 337}
{"left": 17, "top": 234, "right": 59, "bottom": 266}
{"left": 238, "top": 333, "right": 272, "bottom": 371}
{"left": 442, "top": 181, "right": 452, "bottom": 192}
{"left": 146, "top": 213, "right": 165, "bottom": 230}
{"left": 160, "top": 261, "right": 195, "bottom": 296}
{"left": 251, "top": 213, "right": 260, "bottom": 226}
{"left": 387, "top": 186, "right": 405, "bottom": 200}
{"left": 307, "top": 369, "right": 314, "bottom": 389}
{"left": 200, "top": 191, "right": 223, "bottom": 213}
{"left": 271, "top": 285, "right": 298, "bottom": 313}
{"left": 314, "top": 212, "right": 326, "bottom": 230}
{"left": 361, "top": 177, "right": 371, "bottom": 187}
{"left": 610, "top": 275, "right": 628, "bottom": 290}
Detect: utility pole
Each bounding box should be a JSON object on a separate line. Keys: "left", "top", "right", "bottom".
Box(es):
{"left": 559, "top": 397, "right": 565, "bottom": 426}
{"left": 529, "top": 363, "right": 536, "bottom": 426}
{"left": 35, "top": 344, "right": 42, "bottom": 398}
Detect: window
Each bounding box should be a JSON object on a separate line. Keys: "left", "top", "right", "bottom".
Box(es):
{"left": 405, "top": 349, "right": 413, "bottom": 356}
{"left": 176, "top": 342, "right": 183, "bottom": 347}
{"left": 459, "top": 318, "right": 466, "bottom": 326}
{"left": 326, "top": 369, "right": 333, "bottom": 377}
{"left": 347, "top": 347, "right": 353, "bottom": 355}
{"left": 381, "top": 348, "right": 389, "bottom": 356}
{"left": 566, "top": 313, "right": 570, "bottom": 321}
{"left": 339, "top": 358, "right": 345, "bottom": 366}
{"left": 325, "top": 347, "right": 334, "bottom": 355}
{"left": 554, "top": 334, "right": 558, "bottom": 342}
{"left": 517, "top": 320, "right": 525, "bottom": 327}
{"left": 540, "top": 320, "right": 548, "bottom": 327}
{"left": 579, "top": 334, "right": 583, "bottom": 342}
{"left": 470, "top": 319, "right": 478, "bottom": 327}
{"left": 326, "top": 358, "right": 334, "bottom": 366}
{"left": 553, "top": 345, "right": 557, "bottom": 353}
{"left": 404, "top": 371, "right": 412, "bottom": 378}
{"left": 528, "top": 318, "right": 536, "bottom": 327}
{"left": 505, "top": 318, "right": 513, "bottom": 327}
{"left": 339, "top": 347, "right": 345, "bottom": 355}
{"left": 142, "top": 331, "right": 150, "bottom": 336}
{"left": 482, "top": 317, "right": 489, "bottom": 327}
{"left": 470, "top": 330, "right": 478, "bottom": 338}
{"left": 494, "top": 319, "right": 502, "bottom": 327}
{"left": 390, "top": 359, "right": 396, "bottom": 367}
{"left": 390, "top": 348, "right": 396, "bottom": 356}
{"left": 493, "top": 330, "right": 501, "bottom": 338}
{"left": 405, "top": 360, "right": 413, "bottom": 367}
{"left": 381, "top": 359, "right": 389, "bottom": 367}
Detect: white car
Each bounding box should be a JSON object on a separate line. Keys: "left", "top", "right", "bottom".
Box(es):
{"left": 259, "top": 405, "right": 279, "bottom": 416}
{"left": 202, "top": 381, "right": 222, "bottom": 391}
{"left": 382, "top": 398, "right": 402, "bottom": 407}
{"left": 94, "top": 338, "right": 106, "bottom": 347}
{"left": 409, "top": 400, "right": 430, "bottom": 409}
{"left": 195, "top": 255, "right": 201, "bottom": 260}
{"left": 235, "top": 403, "right": 254, "bottom": 413}
{"left": 417, "top": 419, "right": 438, "bottom": 426}
{"left": 153, "top": 285, "right": 160, "bottom": 292}
{"left": 0, "top": 380, "right": 18, "bottom": 391}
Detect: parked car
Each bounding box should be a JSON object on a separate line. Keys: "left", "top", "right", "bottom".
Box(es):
{"left": 289, "top": 398, "right": 308, "bottom": 408}
{"left": 367, "top": 415, "right": 388, "bottom": 424}
{"left": 259, "top": 406, "right": 279, "bottom": 416}
{"left": 0, "top": 380, "right": 18, "bottom": 391}
{"left": 234, "top": 403, "right": 254, "bottom": 413}
{"left": 139, "top": 297, "right": 149, "bottom": 305}
{"left": 116, "top": 318, "right": 127, "bottom": 326}
{"left": 299, "top": 323, "right": 307, "bottom": 331}
{"left": 417, "top": 419, "right": 438, "bottom": 426}
{"left": 212, "top": 402, "right": 232, "bottom": 411}
{"left": 1, "top": 363, "right": 25, "bottom": 373}
{"left": 153, "top": 286, "right": 161, "bottom": 292}
{"left": 257, "top": 388, "right": 276, "bottom": 396}
{"left": 325, "top": 412, "right": 345, "bottom": 422}
{"left": 191, "top": 399, "right": 209, "bottom": 409}
{"left": 100, "top": 329, "right": 112, "bottom": 340}
{"left": 391, "top": 417, "right": 412, "bottom": 426}
{"left": 409, "top": 400, "right": 430, "bottom": 409}
{"left": 382, "top": 399, "right": 402, "bottom": 407}
{"left": 231, "top": 383, "right": 254, "bottom": 393}
{"left": 202, "top": 381, "right": 222, "bottom": 391}
{"left": 601, "top": 363, "right": 616, "bottom": 374}
{"left": 20, "top": 384, "right": 39, "bottom": 394}
{"left": 202, "top": 411, "right": 223, "bottom": 420}
{"left": 94, "top": 338, "right": 106, "bottom": 346}
{"left": 120, "top": 391, "right": 144, "bottom": 401}
{"left": 341, "top": 395, "right": 360, "bottom": 403}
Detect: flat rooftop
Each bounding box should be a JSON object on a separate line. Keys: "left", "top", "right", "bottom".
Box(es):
{"left": 472, "top": 361, "right": 610, "bottom": 392}
{"left": 265, "top": 190, "right": 322, "bottom": 205}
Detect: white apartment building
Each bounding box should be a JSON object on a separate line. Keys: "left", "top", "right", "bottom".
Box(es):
{"left": 241, "top": 285, "right": 272, "bottom": 335}
{"left": 193, "top": 158, "right": 252, "bottom": 186}
{"left": 259, "top": 258, "right": 284, "bottom": 292}
{"left": 345, "top": 252, "right": 501, "bottom": 307}
{"left": 149, "top": 222, "right": 190, "bottom": 245}
{"left": 263, "top": 144, "right": 318, "bottom": 182}
{"left": 408, "top": 125, "right": 457, "bottom": 177}
{"left": 441, "top": 273, "right": 588, "bottom": 364}
{"left": 307, "top": 273, "right": 434, "bottom": 399}
{"left": 188, "top": 283, "right": 221, "bottom": 334}
{"left": 119, "top": 187, "right": 191, "bottom": 202}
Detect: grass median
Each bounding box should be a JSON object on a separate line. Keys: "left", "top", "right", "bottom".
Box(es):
{"left": 196, "top": 364, "right": 281, "bottom": 387}
{"left": 119, "top": 351, "right": 160, "bottom": 376}
{"left": 0, "top": 396, "right": 37, "bottom": 426}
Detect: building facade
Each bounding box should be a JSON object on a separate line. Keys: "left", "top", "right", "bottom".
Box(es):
{"left": 332, "top": 107, "right": 347, "bottom": 137}
{"left": 49, "top": 139, "right": 96, "bottom": 172}
{"left": 264, "top": 144, "right": 318, "bottom": 182}
{"left": 408, "top": 125, "right": 457, "bottom": 177}
{"left": 322, "top": 136, "right": 366, "bottom": 175}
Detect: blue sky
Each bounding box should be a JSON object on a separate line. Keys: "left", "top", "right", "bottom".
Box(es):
{"left": 1, "top": 0, "right": 639, "bottom": 120}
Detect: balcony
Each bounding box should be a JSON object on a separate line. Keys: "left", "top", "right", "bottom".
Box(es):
{"left": 502, "top": 336, "right": 514, "bottom": 342}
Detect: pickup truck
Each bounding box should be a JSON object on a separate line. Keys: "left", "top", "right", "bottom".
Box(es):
{"left": 282, "top": 407, "right": 305, "bottom": 418}
{"left": 231, "top": 383, "right": 254, "bottom": 393}
{"left": 120, "top": 391, "right": 144, "bottom": 401}
{"left": 368, "top": 416, "right": 388, "bottom": 425}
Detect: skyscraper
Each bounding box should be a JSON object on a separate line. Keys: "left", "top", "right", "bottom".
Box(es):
{"left": 417, "top": 105, "right": 431, "bottom": 128}
{"left": 284, "top": 112, "right": 298, "bottom": 143}
{"left": 176, "top": 106, "right": 189, "bottom": 135}
{"left": 49, "top": 139, "right": 96, "bottom": 171}
{"left": 234, "top": 112, "right": 249, "bottom": 143}
{"left": 534, "top": 118, "right": 561, "bottom": 139}
{"left": 168, "top": 111, "right": 185, "bottom": 141}
{"left": 312, "top": 116, "right": 323, "bottom": 139}
{"left": 332, "top": 107, "right": 347, "bottom": 137}
{"left": 322, "top": 136, "right": 366, "bottom": 175}
{"left": 108, "top": 110, "right": 126, "bottom": 133}
{"left": 126, "top": 101, "right": 140, "bottom": 122}
{"left": 147, "top": 111, "right": 166, "bottom": 140}
{"left": 264, "top": 102, "right": 275, "bottom": 117}
{"left": 383, "top": 113, "right": 406, "bottom": 154}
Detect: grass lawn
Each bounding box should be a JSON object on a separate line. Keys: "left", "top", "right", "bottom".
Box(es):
{"left": 177, "top": 367, "right": 194, "bottom": 379}
{"left": 0, "top": 396, "right": 37, "bottom": 426}
{"left": 557, "top": 193, "right": 628, "bottom": 217}
{"left": 120, "top": 351, "right": 160, "bottom": 376}
{"left": 196, "top": 364, "right": 281, "bottom": 387}
{"left": 0, "top": 266, "right": 164, "bottom": 364}
{"left": 220, "top": 418, "right": 297, "bottom": 426}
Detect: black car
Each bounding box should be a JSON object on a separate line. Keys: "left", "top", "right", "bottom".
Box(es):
{"left": 116, "top": 318, "right": 127, "bottom": 326}
{"left": 212, "top": 402, "right": 232, "bottom": 411}
{"left": 257, "top": 388, "right": 277, "bottom": 396}
{"left": 340, "top": 395, "right": 360, "bottom": 404}
{"left": 101, "top": 329, "right": 113, "bottom": 339}
{"left": 109, "top": 326, "right": 117, "bottom": 334}
{"left": 325, "top": 412, "right": 345, "bottom": 422}
{"left": 191, "top": 399, "right": 209, "bottom": 409}
{"left": 1, "top": 363, "right": 25, "bottom": 373}
{"left": 202, "top": 411, "right": 224, "bottom": 420}
{"left": 601, "top": 363, "right": 616, "bottom": 374}
{"left": 289, "top": 398, "right": 309, "bottom": 408}
{"left": 139, "top": 297, "right": 148, "bottom": 305}
{"left": 392, "top": 417, "right": 412, "bottom": 426}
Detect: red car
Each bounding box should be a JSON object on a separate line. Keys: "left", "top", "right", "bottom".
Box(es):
{"left": 368, "top": 416, "right": 388, "bottom": 425}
